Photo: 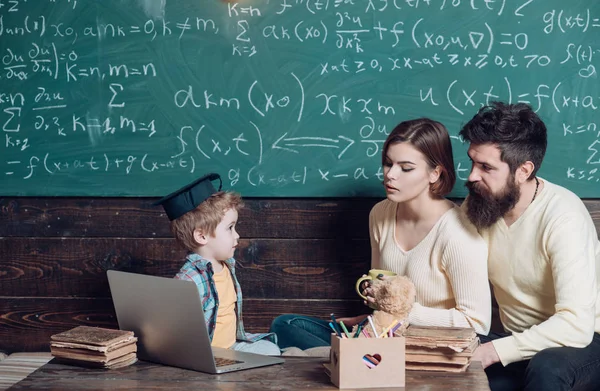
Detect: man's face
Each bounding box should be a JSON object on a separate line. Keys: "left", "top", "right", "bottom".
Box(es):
{"left": 464, "top": 144, "right": 520, "bottom": 229}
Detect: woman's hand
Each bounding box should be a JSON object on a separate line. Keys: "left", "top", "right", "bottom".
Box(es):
{"left": 362, "top": 274, "right": 390, "bottom": 308}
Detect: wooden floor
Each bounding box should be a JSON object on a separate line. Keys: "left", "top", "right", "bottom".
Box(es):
{"left": 0, "top": 353, "right": 52, "bottom": 391}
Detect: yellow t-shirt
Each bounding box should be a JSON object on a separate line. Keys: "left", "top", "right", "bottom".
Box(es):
{"left": 211, "top": 264, "right": 237, "bottom": 349}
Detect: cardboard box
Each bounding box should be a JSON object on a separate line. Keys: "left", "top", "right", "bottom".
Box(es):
{"left": 329, "top": 335, "right": 405, "bottom": 389}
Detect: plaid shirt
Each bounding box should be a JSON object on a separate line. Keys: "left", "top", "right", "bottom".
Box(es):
{"left": 174, "top": 253, "right": 275, "bottom": 344}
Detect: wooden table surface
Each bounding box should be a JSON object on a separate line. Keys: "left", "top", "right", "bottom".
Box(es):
{"left": 8, "top": 357, "right": 490, "bottom": 390}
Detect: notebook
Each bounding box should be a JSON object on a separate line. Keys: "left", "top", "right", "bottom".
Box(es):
{"left": 106, "top": 270, "right": 284, "bottom": 374}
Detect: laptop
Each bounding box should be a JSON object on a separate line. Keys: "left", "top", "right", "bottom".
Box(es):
{"left": 106, "top": 270, "right": 284, "bottom": 373}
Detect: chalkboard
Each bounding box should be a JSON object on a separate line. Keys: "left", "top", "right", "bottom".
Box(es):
{"left": 1, "top": 0, "right": 599, "bottom": 197}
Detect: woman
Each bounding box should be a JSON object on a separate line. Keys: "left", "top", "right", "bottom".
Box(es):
{"left": 270, "top": 118, "right": 491, "bottom": 350}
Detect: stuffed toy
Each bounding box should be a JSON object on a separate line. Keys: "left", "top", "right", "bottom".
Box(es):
{"left": 359, "top": 275, "right": 416, "bottom": 337}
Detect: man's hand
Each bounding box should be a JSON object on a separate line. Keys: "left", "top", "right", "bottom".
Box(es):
{"left": 472, "top": 342, "right": 501, "bottom": 369}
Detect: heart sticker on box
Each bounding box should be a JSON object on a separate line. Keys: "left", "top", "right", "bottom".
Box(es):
{"left": 362, "top": 353, "right": 381, "bottom": 368}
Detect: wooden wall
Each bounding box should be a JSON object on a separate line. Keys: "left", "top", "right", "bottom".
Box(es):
{"left": 1, "top": 197, "right": 599, "bottom": 353}
{"left": 0, "top": 197, "right": 378, "bottom": 353}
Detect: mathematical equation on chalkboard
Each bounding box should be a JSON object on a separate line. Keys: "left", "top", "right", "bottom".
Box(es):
{"left": 1, "top": 0, "right": 598, "bottom": 196}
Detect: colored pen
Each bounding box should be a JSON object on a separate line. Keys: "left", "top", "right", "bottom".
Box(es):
{"left": 380, "top": 320, "right": 398, "bottom": 337}
{"left": 379, "top": 324, "right": 391, "bottom": 337}
{"left": 362, "top": 357, "right": 376, "bottom": 368}
{"left": 328, "top": 322, "right": 342, "bottom": 338}
{"left": 339, "top": 321, "right": 352, "bottom": 338}
{"left": 367, "top": 315, "right": 379, "bottom": 338}
{"left": 364, "top": 354, "right": 380, "bottom": 365}
{"left": 353, "top": 324, "right": 363, "bottom": 338}
{"left": 330, "top": 313, "right": 344, "bottom": 336}
{"left": 391, "top": 321, "right": 403, "bottom": 335}
{"left": 357, "top": 316, "right": 370, "bottom": 327}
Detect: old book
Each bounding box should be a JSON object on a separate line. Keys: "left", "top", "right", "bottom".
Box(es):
{"left": 50, "top": 341, "right": 137, "bottom": 363}
{"left": 406, "top": 362, "right": 470, "bottom": 372}
{"left": 406, "top": 337, "right": 479, "bottom": 357}
{"left": 56, "top": 352, "right": 138, "bottom": 369}
{"left": 405, "top": 353, "right": 470, "bottom": 365}
{"left": 104, "top": 353, "right": 138, "bottom": 369}
{"left": 51, "top": 326, "right": 135, "bottom": 347}
{"left": 404, "top": 325, "right": 477, "bottom": 351}
{"left": 50, "top": 337, "right": 137, "bottom": 353}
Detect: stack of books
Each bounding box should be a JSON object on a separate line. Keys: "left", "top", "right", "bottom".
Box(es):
{"left": 50, "top": 326, "right": 138, "bottom": 369}
{"left": 403, "top": 325, "right": 479, "bottom": 372}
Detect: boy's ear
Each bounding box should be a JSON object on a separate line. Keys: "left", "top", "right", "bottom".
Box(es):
{"left": 193, "top": 228, "right": 208, "bottom": 246}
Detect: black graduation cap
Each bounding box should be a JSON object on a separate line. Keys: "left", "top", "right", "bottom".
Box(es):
{"left": 153, "top": 173, "right": 222, "bottom": 221}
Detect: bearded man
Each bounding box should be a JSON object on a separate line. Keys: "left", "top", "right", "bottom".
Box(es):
{"left": 460, "top": 102, "right": 600, "bottom": 391}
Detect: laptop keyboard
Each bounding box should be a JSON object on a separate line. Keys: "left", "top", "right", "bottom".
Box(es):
{"left": 214, "top": 357, "right": 244, "bottom": 367}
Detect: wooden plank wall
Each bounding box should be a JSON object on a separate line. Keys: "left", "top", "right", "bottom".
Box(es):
{"left": 1, "top": 197, "right": 599, "bottom": 353}
{"left": 0, "top": 197, "right": 378, "bottom": 353}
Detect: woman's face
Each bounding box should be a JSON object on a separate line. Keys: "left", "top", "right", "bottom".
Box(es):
{"left": 383, "top": 142, "right": 437, "bottom": 204}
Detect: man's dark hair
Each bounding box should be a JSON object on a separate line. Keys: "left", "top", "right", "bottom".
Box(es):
{"left": 459, "top": 102, "right": 547, "bottom": 178}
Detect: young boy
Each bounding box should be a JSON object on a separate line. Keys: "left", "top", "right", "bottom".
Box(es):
{"left": 154, "top": 172, "right": 280, "bottom": 356}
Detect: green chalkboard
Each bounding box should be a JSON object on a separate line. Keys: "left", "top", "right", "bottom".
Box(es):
{"left": 1, "top": 0, "right": 599, "bottom": 197}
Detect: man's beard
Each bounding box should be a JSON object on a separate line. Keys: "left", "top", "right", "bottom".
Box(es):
{"left": 465, "top": 176, "right": 520, "bottom": 229}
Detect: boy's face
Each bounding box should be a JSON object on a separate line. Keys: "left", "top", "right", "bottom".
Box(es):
{"left": 203, "top": 208, "right": 240, "bottom": 262}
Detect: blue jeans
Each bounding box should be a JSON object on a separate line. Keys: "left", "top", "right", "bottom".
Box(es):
{"left": 480, "top": 331, "right": 600, "bottom": 391}
{"left": 269, "top": 314, "right": 332, "bottom": 350}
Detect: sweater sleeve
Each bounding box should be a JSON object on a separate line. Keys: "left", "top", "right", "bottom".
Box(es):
{"left": 492, "top": 212, "right": 598, "bottom": 365}
{"left": 408, "top": 224, "right": 492, "bottom": 335}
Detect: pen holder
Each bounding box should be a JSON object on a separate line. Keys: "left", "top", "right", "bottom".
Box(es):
{"left": 329, "top": 334, "right": 405, "bottom": 389}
